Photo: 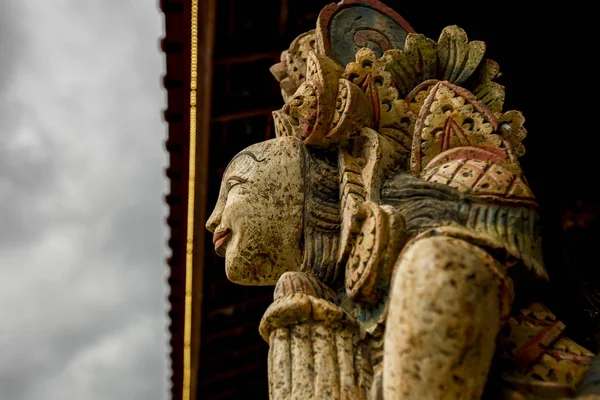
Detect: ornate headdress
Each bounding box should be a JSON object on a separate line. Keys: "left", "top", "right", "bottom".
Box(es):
{"left": 271, "top": 0, "right": 539, "bottom": 298}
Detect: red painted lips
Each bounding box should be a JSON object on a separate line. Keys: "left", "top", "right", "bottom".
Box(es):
{"left": 213, "top": 229, "right": 231, "bottom": 257}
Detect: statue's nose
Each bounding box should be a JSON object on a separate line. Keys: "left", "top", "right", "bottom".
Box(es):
{"left": 205, "top": 210, "right": 221, "bottom": 233}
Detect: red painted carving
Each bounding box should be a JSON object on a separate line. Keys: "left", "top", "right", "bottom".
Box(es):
{"left": 316, "top": 0, "right": 415, "bottom": 59}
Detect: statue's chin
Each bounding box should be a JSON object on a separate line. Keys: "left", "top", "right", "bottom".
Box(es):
{"left": 225, "top": 256, "right": 278, "bottom": 286}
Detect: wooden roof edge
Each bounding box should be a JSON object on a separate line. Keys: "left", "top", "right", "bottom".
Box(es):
{"left": 159, "top": 1, "right": 190, "bottom": 399}
{"left": 161, "top": 0, "right": 215, "bottom": 399}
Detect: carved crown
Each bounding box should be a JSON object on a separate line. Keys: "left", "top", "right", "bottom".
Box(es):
{"left": 270, "top": 0, "right": 528, "bottom": 171}
{"left": 270, "top": 0, "right": 538, "bottom": 299}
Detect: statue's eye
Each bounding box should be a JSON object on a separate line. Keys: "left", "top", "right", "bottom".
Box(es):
{"left": 226, "top": 176, "right": 248, "bottom": 193}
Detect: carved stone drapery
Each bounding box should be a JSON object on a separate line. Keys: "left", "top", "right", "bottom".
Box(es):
{"left": 206, "top": 1, "right": 599, "bottom": 399}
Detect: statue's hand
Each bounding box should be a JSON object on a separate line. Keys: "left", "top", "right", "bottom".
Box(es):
{"left": 259, "top": 271, "right": 372, "bottom": 400}
{"left": 272, "top": 271, "right": 338, "bottom": 304}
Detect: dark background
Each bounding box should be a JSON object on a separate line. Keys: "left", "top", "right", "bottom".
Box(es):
{"left": 199, "top": 1, "right": 600, "bottom": 398}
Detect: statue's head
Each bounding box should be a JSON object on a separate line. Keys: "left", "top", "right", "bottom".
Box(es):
{"left": 206, "top": 135, "right": 342, "bottom": 286}
{"left": 206, "top": 137, "right": 306, "bottom": 285}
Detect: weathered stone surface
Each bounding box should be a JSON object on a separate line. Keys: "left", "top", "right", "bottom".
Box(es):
{"left": 206, "top": 1, "right": 598, "bottom": 398}
{"left": 383, "top": 235, "right": 500, "bottom": 399}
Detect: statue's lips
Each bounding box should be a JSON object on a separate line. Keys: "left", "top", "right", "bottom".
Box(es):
{"left": 213, "top": 229, "right": 231, "bottom": 257}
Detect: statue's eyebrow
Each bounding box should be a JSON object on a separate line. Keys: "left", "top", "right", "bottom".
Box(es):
{"left": 227, "top": 176, "right": 248, "bottom": 183}
{"left": 224, "top": 151, "right": 266, "bottom": 173}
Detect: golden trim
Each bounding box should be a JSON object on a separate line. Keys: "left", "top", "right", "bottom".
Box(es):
{"left": 183, "top": 1, "right": 199, "bottom": 400}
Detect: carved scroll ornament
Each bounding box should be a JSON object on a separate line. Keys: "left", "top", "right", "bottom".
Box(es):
{"left": 206, "top": 1, "right": 599, "bottom": 399}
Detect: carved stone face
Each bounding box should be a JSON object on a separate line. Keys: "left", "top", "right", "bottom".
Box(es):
{"left": 206, "top": 137, "right": 305, "bottom": 285}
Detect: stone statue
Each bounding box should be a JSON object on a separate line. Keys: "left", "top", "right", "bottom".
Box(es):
{"left": 206, "top": 1, "right": 599, "bottom": 398}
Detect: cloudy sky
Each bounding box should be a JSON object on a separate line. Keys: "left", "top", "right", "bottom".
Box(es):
{"left": 1, "top": 1, "right": 169, "bottom": 399}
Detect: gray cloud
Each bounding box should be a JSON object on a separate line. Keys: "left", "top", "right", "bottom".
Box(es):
{"left": 0, "top": 1, "right": 24, "bottom": 92}
{"left": 0, "top": 1, "right": 169, "bottom": 399}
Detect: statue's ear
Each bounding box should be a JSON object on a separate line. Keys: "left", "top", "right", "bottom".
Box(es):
{"left": 316, "top": 0, "right": 415, "bottom": 67}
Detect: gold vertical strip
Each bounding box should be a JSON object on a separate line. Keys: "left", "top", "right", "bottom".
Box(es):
{"left": 184, "top": 1, "right": 199, "bottom": 400}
